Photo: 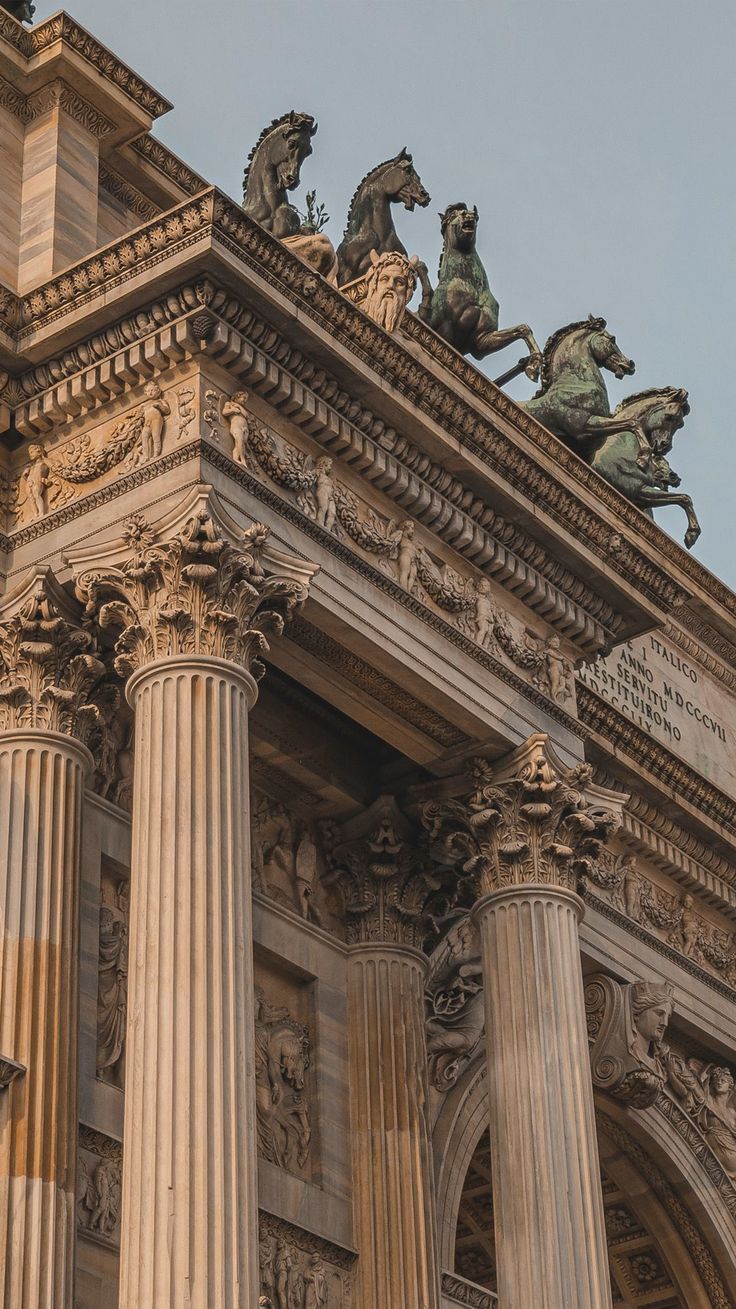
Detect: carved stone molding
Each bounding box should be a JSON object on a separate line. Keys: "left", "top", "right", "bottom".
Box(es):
{"left": 0, "top": 568, "right": 104, "bottom": 741}
{"left": 0, "top": 75, "right": 114, "bottom": 135}
{"left": 421, "top": 734, "right": 624, "bottom": 897}
{"left": 99, "top": 163, "right": 159, "bottom": 221}
{"left": 73, "top": 496, "right": 314, "bottom": 682}
{"left": 129, "top": 132, "right": 208, "bottom": 198}
{"left": 322, "top": 794, "right": 450, "bottom": 947}
{"left": 586, "top": 973, "right": 674, "bottom": 1108}
{"left": 441, "top": 1271, "right": 497, "bottom": 1308}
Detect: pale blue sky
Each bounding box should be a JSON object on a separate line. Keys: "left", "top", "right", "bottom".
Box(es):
{"left": 38, "top": 0, "right": 736, "bottom": 584}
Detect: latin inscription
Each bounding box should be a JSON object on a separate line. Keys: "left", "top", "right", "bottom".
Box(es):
{"left": 578, "top": 632, "right": 736, "bottom": 797}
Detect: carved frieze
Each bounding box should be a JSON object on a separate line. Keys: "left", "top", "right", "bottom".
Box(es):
{"left": 0, "top": 570, "right": 104, "bottom": 741}
{"left": 252, "top": 792, "right": 342, "bottom": 932}
{"left": 421, "top": 736, "right": 622, "bottom": 898}
{"left": 77, "top": 1127, "right": 123, "bottom": 1247}
{"left": 259, "top": 1212, "right": 354, "bottom": 1308}
{"left": 255, "top": 989, "right": 311, "bottom": 1175}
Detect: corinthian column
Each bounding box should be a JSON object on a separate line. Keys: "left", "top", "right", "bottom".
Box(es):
{"left": 0, "top": 572, "right": 103, "bottom": 1306}
{"left": 73, "top": 499, "right": 315, "bottom": 1309}
{"left": 423, "top": 735, "right": 625, "bottom": 1309}
{"left": 326, "top": 797, "right": 443, "bottom": 1309}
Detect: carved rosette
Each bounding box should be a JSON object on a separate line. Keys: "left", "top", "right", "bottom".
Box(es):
{"left": 323, "top": 795, "right": 447, "bottom": 948}
{"left": 0, "top": 572, "right": 105, "bottom": 742}
{"left": 74, "top": 510, "right": 310, "bottom": 682}
{"left": 422, "top": 734, "right": 623, "bottom": 897}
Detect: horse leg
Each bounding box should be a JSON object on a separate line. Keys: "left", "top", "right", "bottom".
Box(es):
{"left": 586, "top": 415, "right": 651, "bottom": 466}
{"left": 635, "top": 488, "right": 701, "bottom": 548}
{"left": 472, "top": 324, "right": 540, "bottom": 378}
{"left": 415, "top": 262, "right": 434, "bottom": 320}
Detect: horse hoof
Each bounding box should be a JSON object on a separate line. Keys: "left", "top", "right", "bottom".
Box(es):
{"left": 685, "top": 528, "right": 701, "bottom": 549}
{"left": 525, "top": 354, "right": 542, "bottom": 382}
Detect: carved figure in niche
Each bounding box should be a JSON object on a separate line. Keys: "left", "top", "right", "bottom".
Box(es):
{"left": 260, "top": 1235, "right": 277, "bottom": 1305}
{"left": 274, "top": 1238, "right": 294, "bottom": 1309}
{"left": 312, "top": 457, "right": 337, "bottom": 531}
{"left": 96, "top": 882, "right": 129, "bottom": 1085}
{"left": 342, "top": 249, "right": 419, "bottom": 334}
{"left": 621, "top": 858, "right": 641, "bottom": 921}
{"left": 337, "top": 148, "right": 430, "bottom": 285}
{"left": 586, "top": 974, "right": 673, "bottom": 1108}
{"left": 418, "top": 204, "right": 541, "bottom": 374}
{"left": 16, "top": 443, "right": 50, "bottom": 521}
{"left": 304, "top": 1253, "right": 327, "bottom": 1308}
{"left": 140, "top": 380, "right": 170, "bottom": 460}
{"left": 535, "top": 634, "right": 574, "bottom": 705}
{"left": 78, "top": 1154, "right": 122, "bottom": 1237}
{"left": 255, "top": 989, "right": 311, "bottom": 1172}
{"left": 295, "top": 827, "right": 323, "bottom": 926}
{"left": 587, "top": 387, "right": 700, "bottom": 549}
{"left": 243, "top": 112, "right": 338, "bottom": 284}
{"left": 222, "top": 391, "right": 251, "bottom": 465}
{"left": 426, "top": 918, "right": 485, "bottom": 1091}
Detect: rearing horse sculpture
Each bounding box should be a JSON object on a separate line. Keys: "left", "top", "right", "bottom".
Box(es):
{"left": 243, "top": 111, "right": 338, "bottom": 283}
{"left": 337, "top": 148, "right": 430, "bottom": 285}
{"left": 523, "top": 316, "right": 636, "bottom": 445}
{"left": 417, "top": 203, "right": 541, "bottom": 375}
{"left": 588, "top": 387, "right": 700, "bottom": 548}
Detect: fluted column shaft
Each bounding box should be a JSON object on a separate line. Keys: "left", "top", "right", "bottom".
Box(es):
{"left": 118, "top": 655, "right": 259, "bottom": 1309}
{"left": 474, "top": 885, "right": 612, "bottom": 1309}
{"left": 0, "top": 730, "right": 90, "bottom": 1307}
{"left": 347, "top": 944, "right": 441, "bottom": 1309}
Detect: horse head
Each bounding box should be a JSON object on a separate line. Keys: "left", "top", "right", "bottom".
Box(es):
{"left": 376, "top": 148, "right": 430, "bottom": 212}
{"left": 440, "top": 203, "right": 479, "bottom": 254}
{"left": 279, "top": 1027, "right": 309, "bottom": 1091}
{"left": 610, "top": 387, "right": 690, "bottom": 457}
{"left": 586, "top": 316, "right": 636, "bottom": 380}
{"left": 244, "top": 111, "right": 317, "bottom": 203}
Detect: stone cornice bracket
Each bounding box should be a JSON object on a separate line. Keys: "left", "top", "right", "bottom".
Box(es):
{"left": 0, "top": 566, "right": 105, "bottom": 742}
{"left": 585, "top": 972, "right": 674, "bottom": 1109}
{"left": 322, "top": 794, "right": 449, "bottom": 948}
{"left": 69, "top": 487, "right": 318, "bottom": 683}
{"left": 421, "top": 732, "right": 627, "bottom": 897}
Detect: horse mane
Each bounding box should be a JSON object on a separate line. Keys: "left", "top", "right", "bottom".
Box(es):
{"left": 345, "top": 148, "right": 412, "bottom": 230}
{"left": 242, "top": 110, "right": 315, "bottom": 192}
{"left": 610, "top": 386, "right": 690, "bottom": 424}
{"left": 539, "top": 316, "right": 607, "bottom": 389}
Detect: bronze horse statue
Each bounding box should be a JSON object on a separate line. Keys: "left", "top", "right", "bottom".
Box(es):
{"left": 417, "top": 203, "right": 541, "bottom": 374}
{"left": 243, "top": 111, "right": 337, "bottom": 282}
{"left": 523, "top": 316, "right": 636, "bottom": 444}
{"left": 337, "top": 148, "right": 430, "bottom": 285}
{"left": 588, "top": 387, "right": 700, "bottom": 548}
{"left": 2, "top": 0, "right": 35, "bottom": 19}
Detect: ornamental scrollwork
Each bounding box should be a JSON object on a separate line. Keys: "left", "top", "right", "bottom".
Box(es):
{"left": 0, "top": 572, "right": 105, "bottom": 740}
{"left": 421, "top": 734, "right": 622, "bottom": 897}
{"left": 74, "top": 510, "right": 310, "bottom": 681}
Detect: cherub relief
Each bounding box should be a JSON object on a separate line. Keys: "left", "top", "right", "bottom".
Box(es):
{"left": 222, "top": 391, "right": 252, "bottom": 465}
{"left": 312, "top": 457, "right": 337, "bottom": 531}
{"left": 140, "top": 380, "right": 171, "bottom": 460}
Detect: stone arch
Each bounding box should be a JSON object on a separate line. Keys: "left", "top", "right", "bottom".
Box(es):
{"left": 433, "top": 1060, "right": 736, "bottom": 1306}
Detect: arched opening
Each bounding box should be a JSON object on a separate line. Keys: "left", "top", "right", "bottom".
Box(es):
{"left": 452, "top": 1122, "right": 723, "bottom": 1307}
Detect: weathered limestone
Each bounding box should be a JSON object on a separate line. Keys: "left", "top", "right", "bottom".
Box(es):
{"left": 326, "top": 797, "right": 443, "bottom": 1309}
{"left": 70, "top": 493, "right": 315, "bottom": 1309}
{"left": 423, "top": 735, "right": 626, "bottom": 1309}
{"left": 0, "top": 571, "right": 102, "bottom": 1306}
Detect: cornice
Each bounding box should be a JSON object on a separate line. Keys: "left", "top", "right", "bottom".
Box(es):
{"left": 0, "top": 189, "right": 696, "bottom": 630}
{"left": 0, "top": 11, "right": 172, "bottom": 120}
{"left": 0, "top": 73, "right": 115, "bottom": 135}
{"left": 675, "top": 607, "right": 736, "bottom": 673}
{"left": 99, "top": 163, "right": 158, "bottom": 221}
{"left": 3, "top": 283, "right": 614, "bottom": 655}
{"left": 578, "top": 682, "right": 736, "bottom": 840}
{"left": 128, "top": 132, "right": 208, "bottom": 198}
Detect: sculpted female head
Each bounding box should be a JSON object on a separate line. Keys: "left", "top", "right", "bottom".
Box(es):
{"left": 630, "top": 981, "right": 674, "bottom": 1046}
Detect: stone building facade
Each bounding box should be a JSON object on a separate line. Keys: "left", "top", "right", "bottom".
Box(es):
{"left": 1, "top": 11, "right": 736, "bottom": 1309}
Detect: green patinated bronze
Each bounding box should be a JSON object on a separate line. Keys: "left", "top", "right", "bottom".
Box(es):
{"left": 589, "top": 387, "right": 700, "bottom": 548}
{"left": 2, "top": 0, "right": 34, "bottom": 20}
{"left": 243, "top": 112, "right": 317, "bottom": 239}
{"left": 524, "top": 316, "right": 636, "bottom": 441}
{"left": 337, "top": 149, "right": 430, "bottom": 285}
{"left": 417, "top": 204, "right": 541, "bottom": 375}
